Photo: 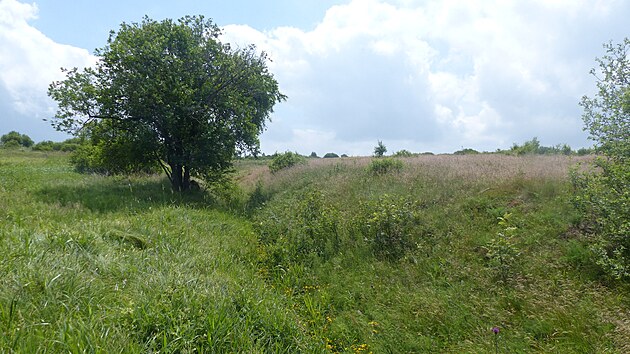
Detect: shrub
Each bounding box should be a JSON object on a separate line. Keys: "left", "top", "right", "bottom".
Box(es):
{"left": 484, "top": 213, "right": 521, "bottom": 283}
{"left": 255, "top": 190, "right": 340, "bottom": 268}
{"left": 1, "top": 140, "right": 21, "bottom": 149}
{"left": 454, "top": 148, "right": 479, "bottom": 155}
{"left": 268, "top": 151, "right": 305, "bottom": 173}
{"left": 360, "top": 195, "right": 420, "bottom": 260}
{"left": 393, "top": 149, "right": 414, "bottom": 157}
{"left": 70, "top": 139, "right": 159, "bottom": 175}
{"left": 574, "top": 38, "right": 630, "bottom": 280}
{"left": 367, "top": 157, "right": 403, "bottom": 175}
{"left": 32, "top": 140, "right": 57, "bottom": 151}
{"left": 323, "top": 152, "right": 339, "bottom": 158}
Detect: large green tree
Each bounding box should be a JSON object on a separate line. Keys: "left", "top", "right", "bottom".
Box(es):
{"left": 575, "top": 38, "right": 629, "bottom": 279}
{"left": 1, "top": 131, "right": 34, "bottom": 148}
{"left": 48, "top": 16, "right": 285, "bottom": 191}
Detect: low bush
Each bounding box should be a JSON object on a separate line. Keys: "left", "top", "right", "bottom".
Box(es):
{"left": 255, "top": 190, "right": 341, "bottom": 268}
{"left": 484, "top": 213, "right": 521, "bottom": 283}
{"left": 269, "top": 151, "right": 305, "bottom": 173}
{"left": 359, "top": 195, "right": 420, "bottom": 260}
{"left": 367, "top": 157, "right": 403, "bottom": 175}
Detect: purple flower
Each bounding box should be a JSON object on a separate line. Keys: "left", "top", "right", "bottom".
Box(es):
{"left": 492, "top": 326, "right": 500, "bottom": 334}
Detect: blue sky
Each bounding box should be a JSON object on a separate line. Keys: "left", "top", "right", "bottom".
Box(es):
{"left": 1, "top": 0, "right": 628, "bottom": 155}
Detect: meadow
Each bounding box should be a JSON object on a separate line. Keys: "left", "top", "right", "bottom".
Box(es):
{"left": 1, "top": 149, "right": 629, "bottom": 352}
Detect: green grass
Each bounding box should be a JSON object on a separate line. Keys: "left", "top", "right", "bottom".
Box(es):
{"left": 1, "top": 150, "right": 629, "bottom": 352}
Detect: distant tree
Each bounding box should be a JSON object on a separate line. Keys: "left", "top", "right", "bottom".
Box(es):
{"left": 340, "top": 154, "right": 349, "bottom": 158}
{"left": 453, "top": 148, "right": 479, "bottom": 155}
{"left": 574, "top": 38, "right": 629, "bottom": 279}
{"left": 393, "top": 149, "right": 413, "bottom": 157}
{"left": 510, "top": 137, "right": 541, "bottom": 155}
{"left": 576, "top": 147, "right": 594, "bottom": 156}
{"left": 323, "top": 152, "right": 339, "bottom": 158}
{"left": 1, "top": 131, "right": 33, "bottom": 148}
{"left": 309, "top": 151, "right": 319, "bottom": 158}
{"left": 48, "top": 16, "right": 285, "bottom": 191}
{"left": 373, "top": 140, "right": 387, "bottom": 157}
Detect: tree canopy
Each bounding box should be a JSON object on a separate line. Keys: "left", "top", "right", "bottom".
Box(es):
{"left": 48, "top": 16, "right": 285, "bottom": 191}
{"left": 373, "top": 140, "right": 387, "bottom": 157}
{"left": 1, "top": 131, "right": 34, "bottom": 148}
{"left": 580, "top": 38, "right": 629, "bottom": 161}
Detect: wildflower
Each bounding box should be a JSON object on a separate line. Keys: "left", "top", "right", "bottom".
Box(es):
{"left": 492, "top": 326, "right": 500, "bottom": 334}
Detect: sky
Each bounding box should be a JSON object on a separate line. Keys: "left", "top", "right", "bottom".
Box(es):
{"left": 1, "top": 0, "right": 628, "bottom": 155}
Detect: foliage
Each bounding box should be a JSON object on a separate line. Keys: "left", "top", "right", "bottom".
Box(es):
{"left": 32, "top": 138, "right": 82, "bottom": 152}
{"left": 367, "top": 157, "right": 403, "bottom": 175}
{"left": 323, "top": 152, "right": 339, "bottom": 158}
{"left": 48, "top": 15, "right": 285, "bottom": 191}
{"left": 309, "top": 151, "right": 319, "bottom": 158}
{"left": 69, "top": 124, "right": 159, "bottom": 174}
{"left": 268, "top": 151, "right": 305, "bottom": 173}
{"left": 373, "top": 140, "right": 387, "bottom": 157}
{"left": 1, "top": 131, "right": 33, "bottom": 148}
{"left": 576, "top": 147, "right": 595, "bottom": 156}
{"left": 360, "top": 195, "right": 420, "bottom": 260}
{"left": 574, "top": 38, "right": 630, "bottom": 279}
{"left": 255, "top": 190, "right": 340, "bottom": 267}
{"left": 484, "top": 213, "right": 521, "bottom": 282}
{"left": 454, "top": 148, "right": 480, "bottom": 155}
{"left": 393, "top": 149, "right": 414, "bottom": 157}
{"left": 504, "top": 137, "right": 575, "bottom": 156}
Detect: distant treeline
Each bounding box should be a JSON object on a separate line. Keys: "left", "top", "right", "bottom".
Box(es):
{"left": 0, "top": 131, "right": 82, "bottom": 152}
{"left": 2, "top": 131, "right": 594, "bottom": 157}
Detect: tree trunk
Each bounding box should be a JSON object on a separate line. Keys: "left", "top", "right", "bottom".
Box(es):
{"left": 169, "top": 163, "right": 192, "bottom": 192}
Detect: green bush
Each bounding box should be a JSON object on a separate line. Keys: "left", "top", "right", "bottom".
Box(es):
{"left": 323, "top": 152, "right": 339, "bottom": 158}
{"left": 70, "top": 139, "right": 158, "bottom": 175}
{"left": 367, "top": 157, "right": 403, "bottom": 175}
{"left": 32, "top": 140, "right": 57, "bottom": 151}
{"left": 484, "top": 213, "right": 521, "bottom": 283}
{"left": 454, "top": 148, "right": 479, "bottom": 155}
{"left": 574, "top": 38, "right": 630, "bottom": 280}
{"left": 255, "top": 190, "right": 340, "bottom": 268}
{"left": 360, "top": 195, "right": 420, "bottom": 260}
{"left": 268, "top": 151, "right": 305, "bottom": 173}
{"left": 393, "top": 149, "right": 414, "bottom": 157}
{"left": 1, "top": 139, "right": 21, "bottom": 149}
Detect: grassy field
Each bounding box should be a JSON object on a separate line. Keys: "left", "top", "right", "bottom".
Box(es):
{"left": 1, "top": 149, "right": 629, "bottom": 352}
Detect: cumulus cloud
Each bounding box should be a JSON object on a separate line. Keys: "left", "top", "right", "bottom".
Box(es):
{"left": 223, "top": 0, "right": 629, "bottom": 154}
{"left": 0, "top": 0, "right": 95, "bottom": 141}
{"left": 1, "top": 0, "right": 627, "bottom": 153}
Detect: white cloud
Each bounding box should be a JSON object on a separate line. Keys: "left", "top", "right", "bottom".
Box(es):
{"left": 224, "top": 0, "right": 627, "bottom": 154}
{"left": 1, "top": 0, "right": 627, "bottom": 153}
{"left": 0, "top": 0, "right": 95, "bottom": 140}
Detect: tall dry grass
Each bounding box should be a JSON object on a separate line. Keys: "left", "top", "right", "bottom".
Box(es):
{"left": 238, "top": 154, "right": 592, "bottom": 193}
